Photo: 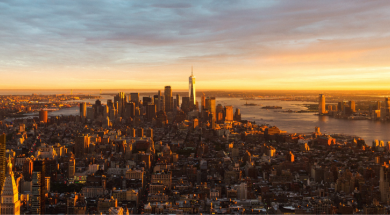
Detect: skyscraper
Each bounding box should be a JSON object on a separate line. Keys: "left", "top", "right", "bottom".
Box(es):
{"left": 0, "top": 158, "right": 20, "bottom": 215}
{"left": 130, "top": 93, "right": 140, "bottom": 107}
{"left": 224, "top": 106, "right": 234, "bottom": 122}
{"left": 164, "top": 86, "right": 172, "bottom": 112}
{"left": 157, "top": 90, "right": 161, "bottom": 111}
{"left": 189, "top": 67, "right": 196, "bottom": 106}
{"left": 146, "top": 104, "right": 156, "bottom": 122}
{"left": 39, "top": 109, "right": 48, "bottom": 123}
{"left": 201, "top": 95, "right": 206, "bottom": 111}
{"left": 206, "top": 97, "right": 216, "bottom": 124}
{"left": 75, "top": 135, "right": 90, "bottom": 158}
{"left": 80, "top": 102, "right": 87, "bottom": 119}
{"left": 181, "top": 97, "right": 190, "bottom": 113}
{"left": 176, "top": 94, "right": 180, "bottom": 108}
{"left": 32, "top": 160, "right": 46, "bottom": 215}
{"left": 114, "top": 92, "right": 126, "bottom": 117}
{"left": 0, "top": 134, "right": 5, "bottom": 193}
{"left": 68, "top": 157, "right": 75, "bottom": 179}
{"left": 125, "top": 102, "right": 135, "bottom": 118}
{"left": 349, "top": 101, "right": 356, "bottom": 113}
{"left": 385, "top": 97, "right": 390, "bottom": 118}
{"left": 319, "top": 94, "right": 326, "bottom": 115}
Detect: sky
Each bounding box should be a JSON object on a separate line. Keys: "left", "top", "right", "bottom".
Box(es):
{"left": 1, "top": 0, "right": 390, "bottom": 90}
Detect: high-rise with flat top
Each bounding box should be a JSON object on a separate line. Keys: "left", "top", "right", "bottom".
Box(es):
{"left": 164, "top": 86, "right": 172, "bottom": 112}
{"left": 130, "top": 93, "right": 140, "bottom": 107}
{"left": 319, "top": 94, "right": 326, "bottom": 115}
{"left": 189, "top": 67, "right": 196, "bottom": 106}
{"left": 32, "top": 160, "right": 45, "bottom": 215}
{"left": 80, "top": 102, "right": 87, "bottom": 119}
{"left": 39, "top": 109, "right": 48, "bottom": 123}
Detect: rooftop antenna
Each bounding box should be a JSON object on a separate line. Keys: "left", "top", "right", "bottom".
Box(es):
{"left": 191, "top": 66, "right": 193, "bottom": 76}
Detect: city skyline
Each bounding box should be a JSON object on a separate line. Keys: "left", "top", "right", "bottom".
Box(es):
{"left": 1, "top": 1, "right": 390, "bottom": 90}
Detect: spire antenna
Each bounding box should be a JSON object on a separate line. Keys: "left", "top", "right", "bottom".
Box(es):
{"left": 191, "top": 66, "right": 193, "bottom": 76}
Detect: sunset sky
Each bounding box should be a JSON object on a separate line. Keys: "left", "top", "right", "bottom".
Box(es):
{"left": 1, "top": 0, "right": 390, "bottom": 90}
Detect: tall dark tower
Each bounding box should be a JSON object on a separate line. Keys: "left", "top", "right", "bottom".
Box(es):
{"left": 79, "top": 102, "right": 87, "bottom": 119}
{"left": 114, "top": 92, "right": 126, "bottom": 117}
{"left": 0, "top": 134, "right": 5, "bottom": 192}
{"left": 130, "top": 93, "right": 140, "bottom": 107}
{"left": 32, "top": 160, "right": 46, "bottom": 215}
{"left": 176, "top": 94, "right": 180, "bottom": 108}
{"left": 189, "top": 67, "right": 196, "bottom": 107}
{"left": 164, "top": 86, "right": 172, "bottom": 112}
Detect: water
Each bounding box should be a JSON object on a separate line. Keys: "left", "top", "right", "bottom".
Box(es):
{"left": 10, "top": 94, "right": 390, "bottom": 145}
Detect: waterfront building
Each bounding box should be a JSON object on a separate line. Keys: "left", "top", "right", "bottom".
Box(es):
{"left": 224, "top": 105, "right": 234, "bottom": 122}
{"left": 80, "top": 102, "right": 87, "bottom": 119}
{"left": 318, "top": 94, "right": 326, "bottom": 115}
{"left": 39, "top": 109, "right": 48, "bottom": 123}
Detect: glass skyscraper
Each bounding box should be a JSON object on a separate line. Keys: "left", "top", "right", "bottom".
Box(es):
{"left": 189, "top": 67, "right": 196, "bottom": 105}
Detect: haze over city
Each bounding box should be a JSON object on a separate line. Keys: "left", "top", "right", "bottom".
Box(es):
{"left": 1, "top": 0, "right": 390, "bottom": 90}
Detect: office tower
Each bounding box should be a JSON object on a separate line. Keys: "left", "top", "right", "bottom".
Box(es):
{"left": 201, "top": 95, "right": 206, "bottom": 111}
{"left": 153, "top": 95, "right": 159, "bottom": 108}
{"left": 189, "top": 68, "right": 196, "bottom": 106}
{"left": 86, "top": 107, "right": 94, "bottom": 120}
{"left": 102, "top": 105, "right": 109, "bottom": 118}
{"left": 377, "top": 101, "right": 382, "bottom": 110}
{"left": 349, "top": 101, "right": 356, "bottom": 112}
{"left": 210, "top": 113, "right": 216, "bottom": 129}
{"left": 107, "top": 99, "right": 114, "bottom": 109}
{"left": 32, "top": 160, "right": 46, "bottom": 215}
{"left": 224, "top": 106, "right": 234, "bottom": 122}
{"left": 206, "top": 97, "right": 216, "bottom": 123}
{"left": 176, "top": 94, "right": 180, "bottom": 108}
{"left": 0, "top": 159, "right": 20, "bottom": 215}
{"left": 23, "top": 158, "right": 33, "bottom": 180}
{"left": 234, "top": 108, "right": 241, "bottom": 121}
{"left": 79, "top": 102, "right": 86, "bottom": 119}
{"left": 164, "top": 86, "right": 172, "bottom": 112}
{"left": 143, "top": 97, "right": 153, "bottom": 106}
{"left": 94, "top": 99, "right": 103, "bottom": 117}
{"left": 385, "top": 98, "right": 390, "bottom": 118}
{"left": 380, "top": 166, "right": 390, "bottom": 202}
{"left": 0, "top": 134, "right": 5, "bottom": 193}
{"left": 318, "top": 94, "right": 326, "bottom": 115}
{"left": 216, "top": 104, "right": 224, "bottom": 122}
{"left": 181, "top": 97, "right": 190, "bottom": 113}
{"left": 75, "top": 135, "right": 90, "bottom": 158}
{"left": 125, "top": 102, "right": 135, "bottom": 118}
{"left": 68, "top": 157, "right": 75, "bottom": 178}
{"left": 130, "top": 93, "right": 140, "bottom": 107}
{"left": 114, "top": 92, "right": 126, "bottom": 116}
{"left": 146, "top": 104, "right": 156, "bottom": 122}
{"left": 328, "top": 105, "right": 333, "bottom": 112}
{"left": 157, "top": 90, "right": 161, "bottom": 111}
{"left": 39, "top": 109, "right": 48, "bottom": 123}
